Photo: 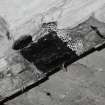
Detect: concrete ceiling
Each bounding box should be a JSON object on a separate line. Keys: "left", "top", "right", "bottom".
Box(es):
{"left": 0, "top": 0, "right": 105, "bottom": 31}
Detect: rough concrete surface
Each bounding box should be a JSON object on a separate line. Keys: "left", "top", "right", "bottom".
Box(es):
{"left": 0, "top": 0, "right": 105, "bottom": 105}
{"left": 1, "top": 16, "right": 105, "bottom": 105}
{"left": 5, "top": 60, "right": 105, "bottom": 105}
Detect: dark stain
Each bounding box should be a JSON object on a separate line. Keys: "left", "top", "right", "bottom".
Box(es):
{"left": 46, "top": 92, "right": 51, "bottom": 96}
{"left": 12, "top": 35, "right": 32, "bottom": 50}
{"left": 20, "top": 31, "right": 78, "bottom": 73}
{"left": 90, "top": 25, "right": 105, "bottom": 39}
{"left": 6, "top": 31, "right": 11, "bottom": 40}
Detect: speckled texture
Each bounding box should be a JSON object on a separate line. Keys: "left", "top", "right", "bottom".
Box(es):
{"left": 1, "top": 14, "right": 105, "bottom": 105}
{"left": 0, "top": 0, "right": 105, "bottom": 105}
